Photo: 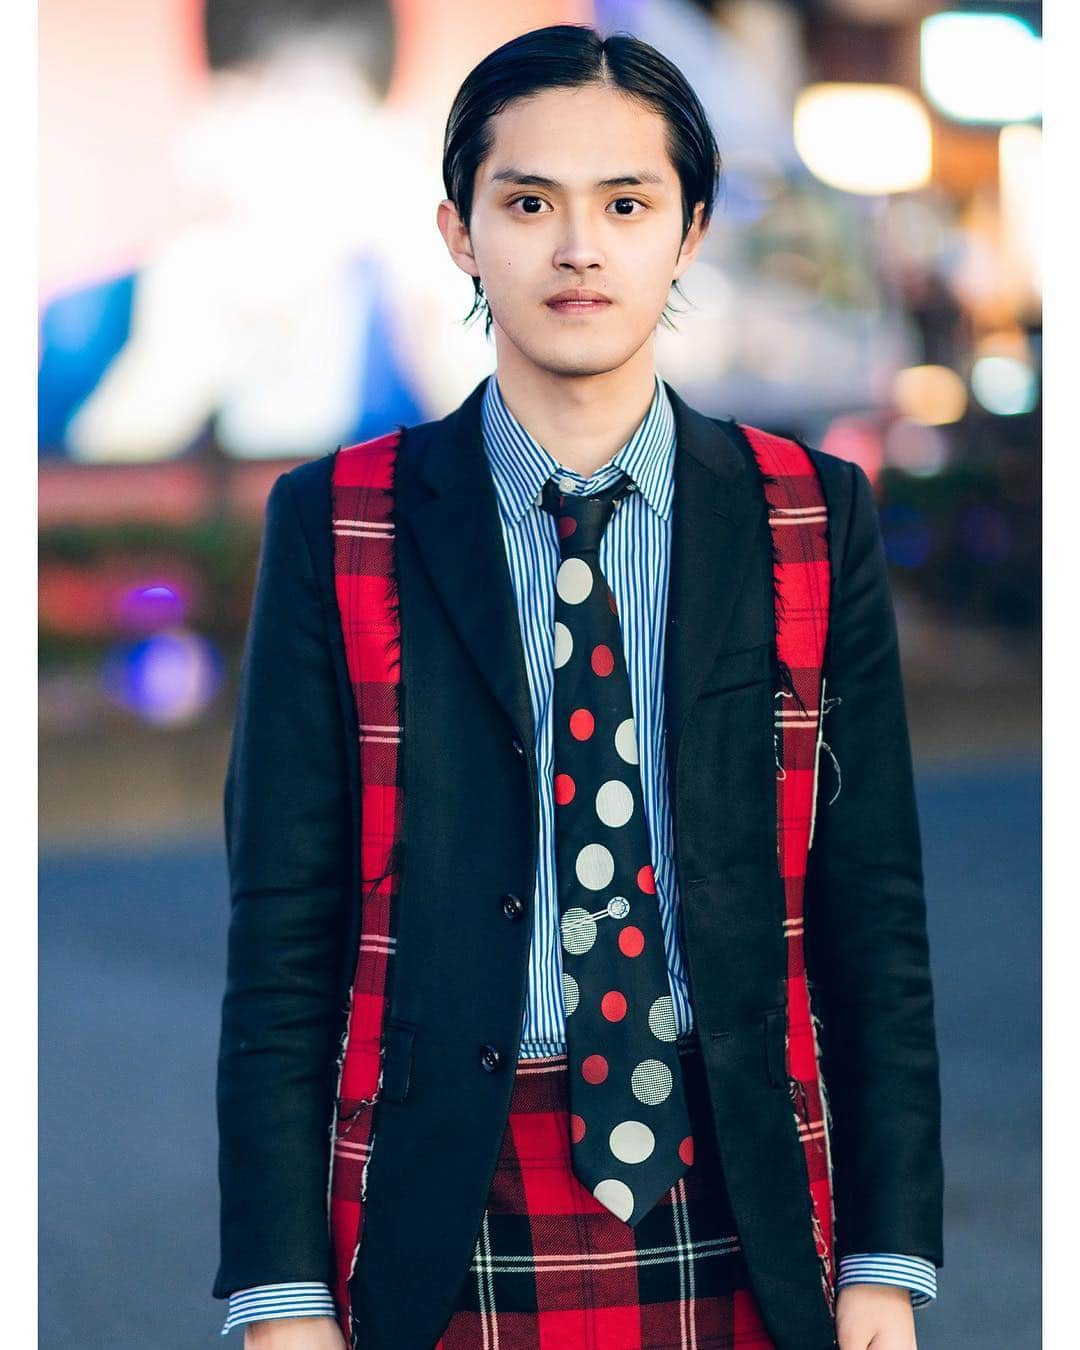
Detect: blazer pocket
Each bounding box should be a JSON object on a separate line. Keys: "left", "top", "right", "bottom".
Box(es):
{"left": 333, "top": 1018, "right": 417, "bottom": 1134}
{"left": 378, "top": 1017, "right": 417, "bottom": 1103}
{"left": 698, "top": 640, "right": 774, "bottom": 697}
{"left": 763, "top": 1006, "right": 789, "bottom": 1089}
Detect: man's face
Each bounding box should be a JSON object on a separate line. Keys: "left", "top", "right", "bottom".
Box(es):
{"left": 438, "top": 83, "right": 706, "bottom": 378}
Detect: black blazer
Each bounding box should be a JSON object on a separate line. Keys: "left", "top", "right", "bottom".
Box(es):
{"left": 214, "top": 376, "right": 944, "bottom": 1350}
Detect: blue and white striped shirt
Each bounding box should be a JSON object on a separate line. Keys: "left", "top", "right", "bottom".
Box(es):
{"left": 222, "top": 373, "right": 937, "bottom": 1333}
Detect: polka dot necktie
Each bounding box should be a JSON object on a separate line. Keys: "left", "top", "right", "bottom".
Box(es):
{"left": 539, "top": 470, "right": 694, "bottom": 1227}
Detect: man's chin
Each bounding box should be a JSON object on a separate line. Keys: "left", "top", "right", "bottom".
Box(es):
{"left": 517, "top": 343, "right": 639, "bottom": 381}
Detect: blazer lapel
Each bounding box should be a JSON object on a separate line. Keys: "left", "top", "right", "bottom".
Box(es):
{"left": 661, "top": 382, "right": 766, "bottom": 778}
{"left": 395, "top": 375, "right": 765, "bottom": 777}
{"left": 396, "top": 377, "right": 537, "bottom": 759}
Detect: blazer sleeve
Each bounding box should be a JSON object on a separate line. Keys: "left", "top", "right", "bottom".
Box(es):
{"left": 213, "top": 469, "right": 353, "bottom": 1299}
{"left": 804, "top": 458, "right": 945, "bottom": 1269}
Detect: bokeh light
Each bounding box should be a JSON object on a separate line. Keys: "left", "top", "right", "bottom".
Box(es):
{"left": 893, "top": 364, "right": 968, "bottom": 426}
{"left": 999, "top": 124, "right": 1043, "bottom": 304}
{"left": 880, "top": 503, "right": 933, "bottom": 569}
{"left": 921, "top": 12, "right": 1041, "bottom": 124}
{"left": 114, "top": 580, "right": 188, "bottom": 631}
{"left": 101, "top": 628, "right": 223, "bottom": 726}
{"left": 970, "top": 355, "right": 1039, "bottom": 416}
{"left": 884, "top": 418, "right": 951, "bottom": 477}
{"left": 794, "top": 84, "right": 932, "bottom": 195}
{"left": 821, "top": 415, "right": 884, "bottom": 485}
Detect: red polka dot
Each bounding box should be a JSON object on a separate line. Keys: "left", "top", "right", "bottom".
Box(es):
{"left": 554, "top": 773, "right": 576, "bottom": 805}
{"left": 591, "top": 645, "right": 615, "bottom": 676}
{"left": 679, "top": 1135, "right": 695, "bottom": 1166}
{"left": 582, "top": 1054, "right": 609, "bottom": 1084}
{"left": 558, "top": 516, "right": 577, "bottom": 540}
{"left": 637, "top": 864, "right": 656, "bottom": 894}
{"left": 601, "top": 991, "right": 627, "bottom": 1021}
{"left": 570, "top": 709, "right": 595, "bottom": 740}
{"left": 570, "top": 1114, "right": 587, "bottom": 1144}
{"left": 607, "top": 589, "right": 618, "bottom": 615}
{"left": 618, "top": 926, "right": 645, "bottom": 957}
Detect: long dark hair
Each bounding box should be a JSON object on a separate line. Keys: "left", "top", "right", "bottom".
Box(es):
{"left": 442, "top": 23, "right": 723, "bottom": 336}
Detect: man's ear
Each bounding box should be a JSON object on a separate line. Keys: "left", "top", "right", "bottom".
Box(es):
{"left": 437, "top": 199, "right": 480, "bottom": 282}
{"left": 672, "top": 200, "right": 709, "bottom": 283}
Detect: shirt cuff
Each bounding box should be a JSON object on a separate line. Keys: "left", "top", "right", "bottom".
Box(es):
{"left": 219, "top": 1260, "right": 936, "bottom": 1332}
{"left": 837, "top": 1253, "right": 938, "bottom": 1307}
{"left": 221, "top": 1282, "right": 338, "bottom": 1336}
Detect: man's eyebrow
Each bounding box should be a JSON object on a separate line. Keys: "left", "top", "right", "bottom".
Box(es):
{"left": 488, "top": 167, "right": 666, "bottom": 189}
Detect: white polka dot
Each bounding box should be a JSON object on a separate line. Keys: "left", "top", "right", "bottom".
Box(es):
{"left": 557, "top": 557, "right": 593, "bottom": 604}
{"left": 562, "top": 971, "right": 580, "bottom": 1014}
{"left": 561, "top": 909, "right": 597, "bottom": 955}
{"left": 615, "top": 718, "right": 638, "bottom": 765}
{"left": 648, "top": 996, "right": 678, "bottom": 1041}
{"left": 593, "top": 1178, "right": 635, "bottom": 1222}
{"left": 554, "top": 622, "right": 573, "bottom": 668}
{"left": 595, "top": 779, "right": 634, "bottom": 828}
{"left": 631, "top": 1059, "right": 673, "bottom": 1105}
{"left": 576, "top": 843, "right": 614, "bottom": 891}
{"left": 609, "top": 1120, "right": 656, "bottom": 1164}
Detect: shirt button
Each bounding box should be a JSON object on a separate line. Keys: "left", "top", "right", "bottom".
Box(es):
{"left": 501, "top": 893, "right": 525, "bottom": 920}
{"left": 511, "top": 736, "right": 526, "bottom": 759}
{"left": 480, "top": 1044, "right": 504, "bottom": 1073}
{"left": 558, "top": 476, "right": 575, "bottom": 493}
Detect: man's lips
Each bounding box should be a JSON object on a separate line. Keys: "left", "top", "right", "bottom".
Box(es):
{"left": 545, "top": 292, "right": 613, "bottom": 312}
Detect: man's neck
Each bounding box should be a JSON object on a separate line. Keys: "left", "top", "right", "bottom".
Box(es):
{"left": 492, "top": 347, "right": 658, "bottom": 478}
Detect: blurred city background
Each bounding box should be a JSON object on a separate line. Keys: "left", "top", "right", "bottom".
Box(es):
{"left": 38, "top": 1, "right": 1040, "bottom": 1346}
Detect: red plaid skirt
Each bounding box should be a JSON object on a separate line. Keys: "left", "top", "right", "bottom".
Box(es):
{"left": 433, "top": 1033, "right": 776, "bottom": 1349}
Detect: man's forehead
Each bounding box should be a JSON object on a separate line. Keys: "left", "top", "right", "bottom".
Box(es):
{"left": 479, "top": 92, "right": 673, "bottom": 175}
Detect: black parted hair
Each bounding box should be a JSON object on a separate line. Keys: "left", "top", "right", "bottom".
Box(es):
{"left": 442, "top": 23, "right": 723, "bottom": 338}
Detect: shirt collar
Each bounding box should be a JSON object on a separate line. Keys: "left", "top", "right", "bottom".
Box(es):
{"left": 480, "top": 371, "right": 675, "bottom": 527}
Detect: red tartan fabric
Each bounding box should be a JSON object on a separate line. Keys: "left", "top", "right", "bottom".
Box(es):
{"left": 328, "top": 431, "right": 405, "bottom": 1346}
{"left": 736, "top": 424, "right": 836, "bottom": 1315}
{"left": 326, "top": 420, "right": 834, "bottom": 1345}
{"left": 435, "top": 1035, "right": 773, "bottom": 1349}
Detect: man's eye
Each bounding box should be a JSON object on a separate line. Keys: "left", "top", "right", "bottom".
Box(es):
{"left": 507, "top": 197, "right": 647, "bottom": 216}
{"left": 509, "top": 196, "right": 550, "bottom": 214}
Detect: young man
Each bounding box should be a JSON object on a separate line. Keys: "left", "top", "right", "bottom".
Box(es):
{"left": 214, "top": 24, "right": 944, "bottom": 1350}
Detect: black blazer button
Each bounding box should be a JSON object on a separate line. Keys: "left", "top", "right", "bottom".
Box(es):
{"left": 511, "top": 736, "right": 526, "bottom": 759}
{"left": 480, "top": 1044, "right": 504, "bottom": 1072}
{"left": 502, "top": 892, "right": 525, "bottom": 920}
